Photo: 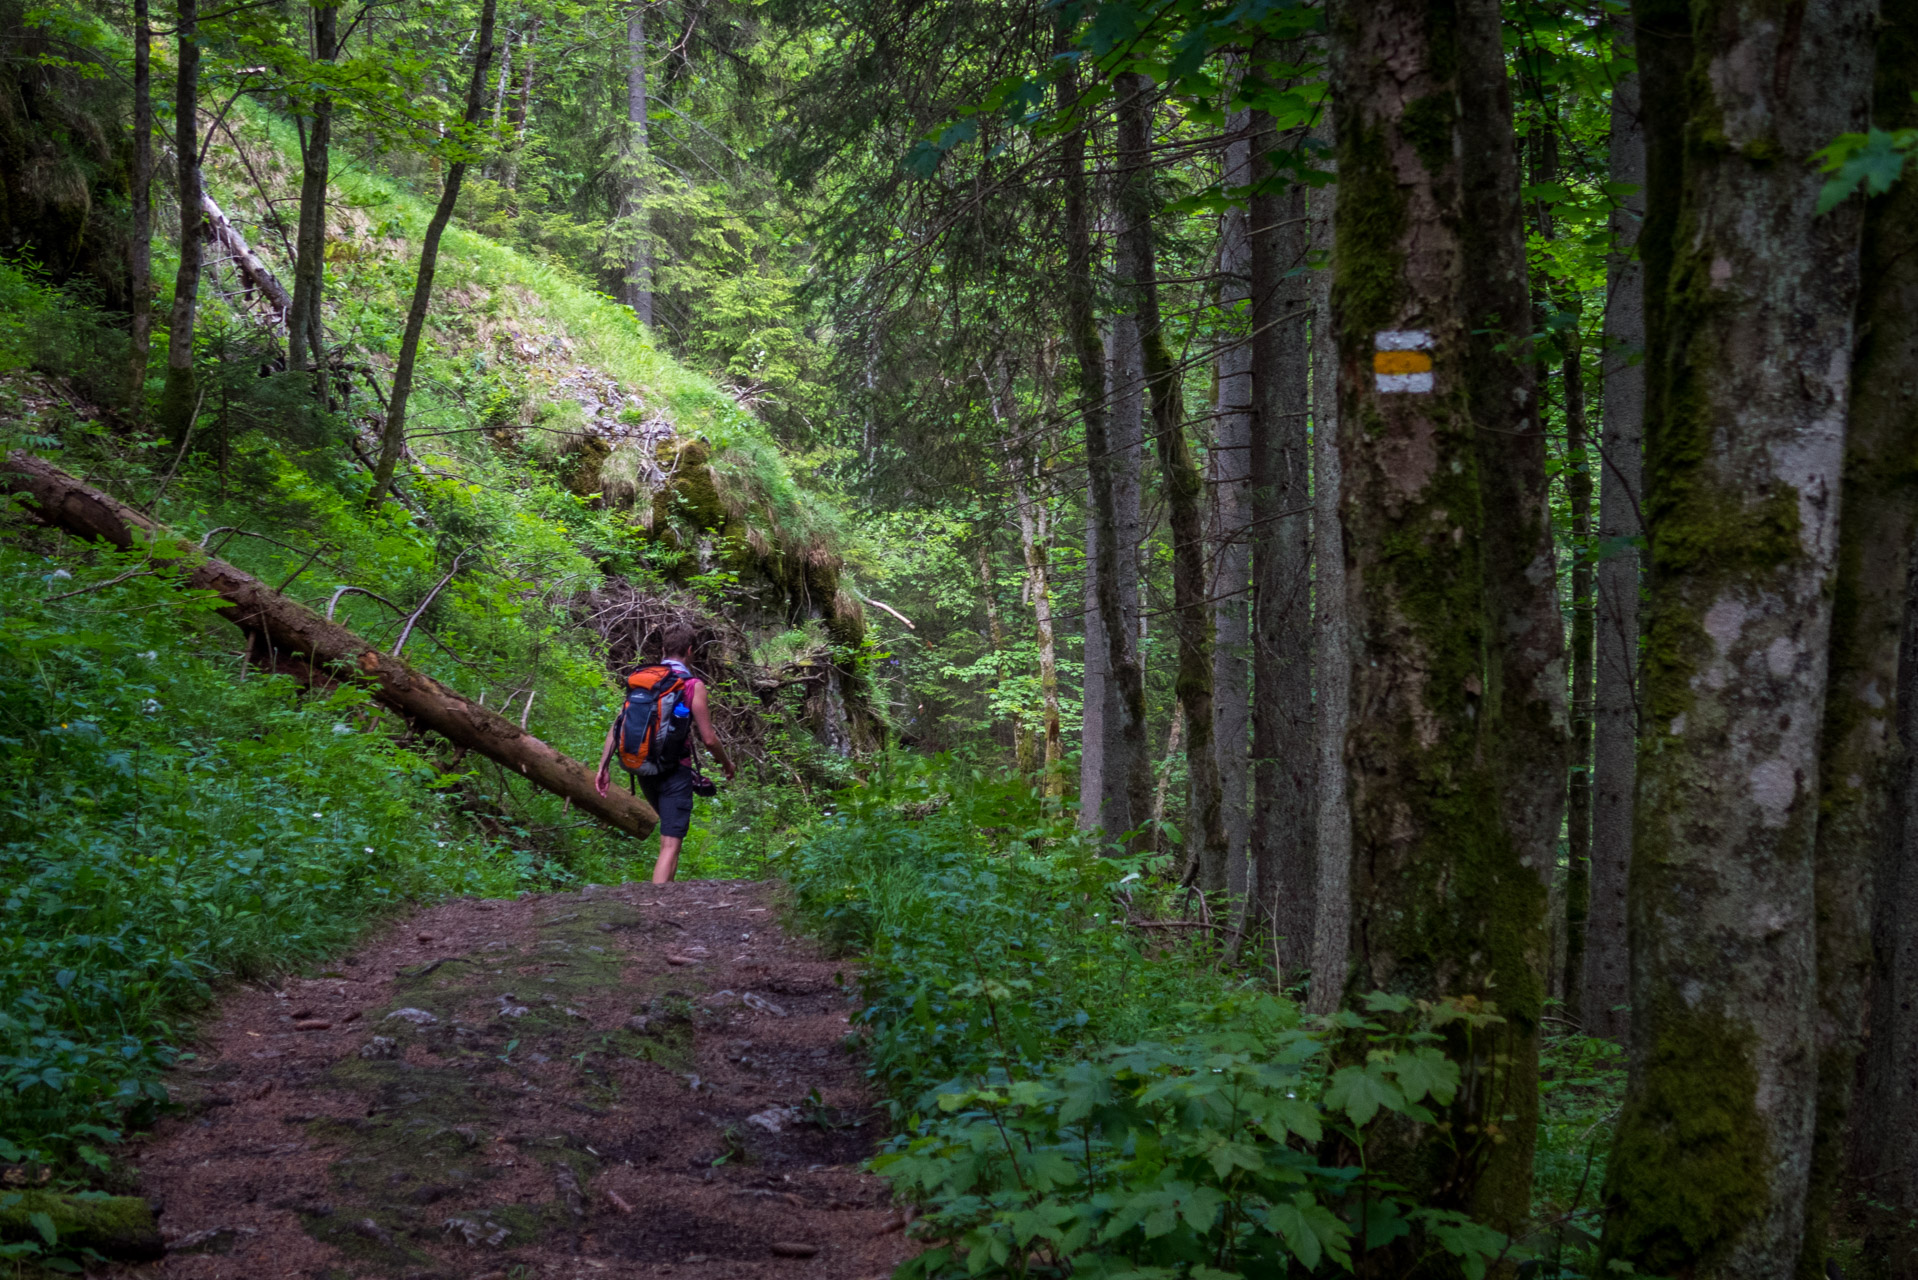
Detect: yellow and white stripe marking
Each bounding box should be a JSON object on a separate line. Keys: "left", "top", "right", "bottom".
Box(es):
{"left": 1374, "top": 330, "right": 1434, "bottom": 393}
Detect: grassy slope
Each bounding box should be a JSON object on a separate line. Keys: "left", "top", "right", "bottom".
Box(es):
{"left": 0, "top": 105, "right": 859, "bottom": 1177}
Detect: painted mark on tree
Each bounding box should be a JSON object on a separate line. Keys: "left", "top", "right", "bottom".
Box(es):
{"left": 1374, "top": 330, "right": 1434, "bottom": 393}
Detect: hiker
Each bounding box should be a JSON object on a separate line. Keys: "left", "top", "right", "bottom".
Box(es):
{"left": 594, "top": 623, "right": 736, "bottom": 883}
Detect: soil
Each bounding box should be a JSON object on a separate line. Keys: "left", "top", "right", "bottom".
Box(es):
{"left": 117, "top": 879, "right": 917, "bottom": 1280}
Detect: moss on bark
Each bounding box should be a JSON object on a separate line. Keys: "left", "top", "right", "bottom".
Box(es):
{"left": 1602, "top": 1010, "right": 1768, "bottom": 1272}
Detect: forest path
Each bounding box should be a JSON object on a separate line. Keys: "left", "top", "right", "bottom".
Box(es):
{"left": 121, "top": 880, "right": 913, "bottom": 1280}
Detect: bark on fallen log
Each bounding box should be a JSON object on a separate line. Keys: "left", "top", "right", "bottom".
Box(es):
{"left": 3, "top": 452, "right": 657, "bottom": 839}
{"left": 201, "top": 192, "right": 290, "bottom": 323}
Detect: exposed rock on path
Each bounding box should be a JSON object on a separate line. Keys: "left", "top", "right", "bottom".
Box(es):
{"left": 124, "top": 880, "right": 912, "bottom": 1279}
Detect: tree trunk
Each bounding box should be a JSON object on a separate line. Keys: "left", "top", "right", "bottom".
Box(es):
{"left": 1305, "top": 103, "right": 1348, "bottom": 1017}
{"left": 1059, "top": 36, "right": 1149, "bottom": 847}
{"left": 624, "top": 2, "right": 654, "bottom": 326}
{"left": 992, "top": 352, "right": 1065, "bottom": 802}
{"left": 502, "top": 18, "right": 537, "bottom": 192}
{"left": 1530, "top": 109, "right": 1595, "bottom": 1024}
{"left": 1080, "top": 495, "right": 1106, "bottom": 825}
{"left": 1247, "top": 88, "right": 1314, "bottom": 976}
{"left": 127, "top": 0, "right": 153, "bottom": 410}
{"left": 1328, "top": 0, "right": 1555, "bottom": 1241}
{"left": 1150, "top": 705, "right": 1184, "bottom": 835}
{"left": 978, "top": 541, "right": 1027, "bottom": 770}
{"left": 1807, "top": 7, "right": 1918, "bottom": 1272}
{"left": 1598, "top": 0, "right": 1873, "bottom": 1272}
{"left": 1564, "top": 323, "right": 1593, "bottom": 1022}
{"left": 3, "top": 452, "right": 658, "bottom": 840}
{"left": 158, "top": 0, "right": 203, "bottom": 447}
{"left": 1455, "top": 0, "right": 1567, "bottom": 1223}
{"left": 1114, "top": 71, "right": 1224, "bottom": 882}
{"left": 1097, "top": 319, "right": 1146, "bottom": 843}
{"left": 1211, "top": 106, "right": 1254, "bottom": 904}
{"left": 1586, "top": 9, "right": 1646, "bottom": 1043}
{"left": 366, "top": 0, "right": 498, "bottom": 509}
{"left": 288, "top": 1, "right": 338, "bottom": 391}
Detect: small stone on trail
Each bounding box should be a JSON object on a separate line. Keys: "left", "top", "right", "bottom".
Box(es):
{"left": 416, "top": 933, "right": 434, "bottom": 943}
{"left": 742, "top": 991, "right": 788, "bottom": 1017}
{"left": 289, "top": 1007, "right": 314, "bottom": 1019}
{"left": 351, "top": 1217, "right": 396, "bottom": 1248}
{"left": 605, "top": 1189, "right": 635, "bottom": 1214}
{"left": 384, "top": 1007, "right": 438, "bottom": 1026}
{"left": 665, "top": 952, "right": 696, "bottom": 966}
{"left": 294, "top": 1019, "right": 332, "bottom": 1031}
{"left": 771, "top": 1241, "right": 820, "bottom": 1258}
{"left": 747, "top": 1106, "right": 800, "bottom": 1134}
{"left": 625, "top": 1015, "right": 650, "bottom": 1032}
{"left": 359, "top": 1036, "right": 399, "bottom": 1060}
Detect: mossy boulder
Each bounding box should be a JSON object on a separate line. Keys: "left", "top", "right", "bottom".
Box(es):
{"left": 0, "top": 1190, "right": 164, "bottom": 1261}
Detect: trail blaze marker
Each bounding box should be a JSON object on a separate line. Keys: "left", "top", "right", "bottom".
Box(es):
{"left": 1374, "top": 330, "right": 1434, "bottom": 393}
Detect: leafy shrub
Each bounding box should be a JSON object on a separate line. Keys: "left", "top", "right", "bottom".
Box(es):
{"left": 778, "top": 758, "right": 1513, "bottom": 1277}
{"left": 882, "top": 993, "right": 1510, "bottom": 1279}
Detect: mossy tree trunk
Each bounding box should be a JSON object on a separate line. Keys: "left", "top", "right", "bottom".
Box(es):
{"left": 1061, "top": 35, "right": 1149, "bottom": 847}
{"left": 158, "top": 0, "right": 202, "bottom": 446}
{"left": 1587, "top": 9, "right": 1645, "bottom": 1044}
{"left": 1306, "top": 102, "right": 1348, "bottom": 1017}
{"left": 1211, "top": 104, "right": 1254, "bottom": 901}
{"left": 1598, "top": 0, "right": 1873, "bottom": 1272}
{"left": 1247, "top": 84, "right": 1315, "bottom": 967}
{"left": 367, "top": 0, "right": 497, "bottom": 509}
{"left": 126, "top": 0, "right": 152, "bottom": 410}
{"left": 1454, "top": 0, "right": 1568, "bottom": 1220}
{"left": 1327, "top": 0, "right": 1557, "bottom": 1240}
{"left": 288, "top": 0, "right": 338, "bottom": 392}
{"left": 1115, "top": 70, "right": 1224, "bottom": 878}
{"left": 1820, "top": 4, "right": 1918, "bottom": 1272}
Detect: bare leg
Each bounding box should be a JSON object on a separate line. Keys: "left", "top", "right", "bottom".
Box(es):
{"left": 651, "top": 835, "right": 683, "bottom": 884}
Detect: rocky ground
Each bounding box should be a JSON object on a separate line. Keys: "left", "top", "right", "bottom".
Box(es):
{"left": 119, "top": 880, "right": 915, "bottom": 1280}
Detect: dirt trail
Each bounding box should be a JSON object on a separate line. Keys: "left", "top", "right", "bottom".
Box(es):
{"left": 121, "top": 880, "right": 915, "bottom": 1280}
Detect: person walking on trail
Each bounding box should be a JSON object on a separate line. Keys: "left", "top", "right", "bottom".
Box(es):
{"left": 594, "top": 623, "right": 735, "bottom": 884}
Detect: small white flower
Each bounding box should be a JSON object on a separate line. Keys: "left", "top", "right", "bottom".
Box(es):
{"left": 47, "top": 569, "right": 71, "bottom": 582}
{"left": 140, "top": 651, "right": 158, "bottom": 661}
{"left": 364, "top": 847, "right": 375, "bottom": 854}
{"left": 141, "top": 699, "right": 161, "bottom": 714}
{"left": 332, "top": 723, "right": 352, "bottom": 735}
{"left": 312, "top": 812, "right": 323, "bottom": 820}
{"left": 437, "top": 841, "right": 449, "bottom": 848}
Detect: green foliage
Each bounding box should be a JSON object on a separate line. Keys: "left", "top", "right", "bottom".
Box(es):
{"left": 1816, "top": 119, "right": 1918, "bottom": 214}
{"left": 0, "top": 546, "right": 588, "bottom": 1164}
{"left": 779, "top": 758, "right": 1513, "bottom": 1277}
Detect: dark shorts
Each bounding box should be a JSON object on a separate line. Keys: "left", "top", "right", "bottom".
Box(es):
{"left": 639, "top": 765, "right": 695, "bottom": 838}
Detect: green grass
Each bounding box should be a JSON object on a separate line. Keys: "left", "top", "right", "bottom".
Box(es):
{"left": 215, "top": 110, "right": 850, "bottom": 561}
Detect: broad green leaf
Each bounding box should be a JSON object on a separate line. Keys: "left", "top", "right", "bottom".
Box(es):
{"left": 1322, "top": 1064, "right": 1404, "bottom": 1127}
{"left": 1266, "top": 1193, "right": 1350, "bottom": 1271}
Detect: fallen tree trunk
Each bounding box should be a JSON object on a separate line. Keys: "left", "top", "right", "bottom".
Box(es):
{"left": 201, "top": 192, "right": 290, "bottom": 324}
{"left": 3, "top": 452, "right": 657, "bottom": 839}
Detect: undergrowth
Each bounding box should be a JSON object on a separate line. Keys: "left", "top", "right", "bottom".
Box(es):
{"left": 0, "top": 546, "right": 604, "bottom": 1168}
{"left": 777, "top": 757, "right": 1527, "bottom": 1278}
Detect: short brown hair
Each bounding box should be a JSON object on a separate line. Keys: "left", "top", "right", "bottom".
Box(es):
{"left": 660, "top": 623, "right": 698, "bottom": 659}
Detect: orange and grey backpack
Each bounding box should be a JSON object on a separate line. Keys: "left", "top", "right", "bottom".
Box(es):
{"left": 617, "top": 663, "right": 695, "bottom": 777}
